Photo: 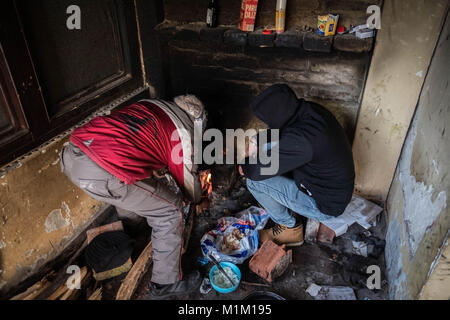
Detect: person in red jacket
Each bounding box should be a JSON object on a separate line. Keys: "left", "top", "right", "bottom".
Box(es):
{"left": 60, "top": 96, "right": 205, "bottom": 298}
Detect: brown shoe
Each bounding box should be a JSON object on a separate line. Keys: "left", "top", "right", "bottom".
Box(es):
{"left": 259, "top": 223, "right": 304, "bottom": 247}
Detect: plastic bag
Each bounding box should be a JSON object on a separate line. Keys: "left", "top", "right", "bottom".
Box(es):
{"left": 200, "top": 206, "right": 269, "bottom": 264}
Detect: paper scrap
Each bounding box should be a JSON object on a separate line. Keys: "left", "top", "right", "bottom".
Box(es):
{"left": 321, "top": 195, "right": 383, "bottom": 237}
{"left": 306, "top": 283, "right": 322, "bottom": 297}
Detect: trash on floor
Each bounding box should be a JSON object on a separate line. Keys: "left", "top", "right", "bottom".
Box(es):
{"left": 249, "top": 240, "right": 292, "bottom": 283}
{"left": 307, "top": 284, "right": 357, "bottom": 300}
{"left": 200, "top": 206, "right": 268, "bottom": 264}
{"left": 320, "top": 194, "right": 383, "bottom": 237}
{"left": 305, "top": 283, "right": 322, "bottom": 297}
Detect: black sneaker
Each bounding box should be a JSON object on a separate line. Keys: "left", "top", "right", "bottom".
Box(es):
{"left": 145, "top": 271, "right": 202, "bottom": 300}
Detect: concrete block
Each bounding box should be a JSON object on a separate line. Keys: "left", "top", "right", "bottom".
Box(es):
{"left": 249, "top": 240, "right": 292, "bottom": 283}
{"left": 305, "top": 218, "right": 321, "bottom": 242}
{"left": 173, "top": 28, "right": 200, "bottom": 42}
{"left": 248, "top": 30, "right": 275, "bottom": 47}
{"left": 317, "top": 223, "right": 336, "bottom": 245}
{"left": 224, "top": 29, "right": 248, "bottom": 46}
{"left": 199, "top": 27, "right": 227, "bottom": 44}
{"left": 303, "top": 32, "right": 333, "bottom": 53}
{"left": 333, "top": 34, "right": 374, "bottom": 53}
{"left": 274, "top": 30, "right": 303, "bottom": 48}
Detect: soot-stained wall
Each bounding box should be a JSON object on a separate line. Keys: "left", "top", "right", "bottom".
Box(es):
{"left": 145, "top": 0, "right": 380, "bottom": 141}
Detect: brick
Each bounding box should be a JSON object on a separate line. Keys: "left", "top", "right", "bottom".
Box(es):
{"left": 333, "top": 34, "right": 374, "bottom": 53}
{"left": 173, "top": 28, "right": 200, "bottom": 41}
{"left": 199, "top": 27, "right": 227, "bottom": 44}
{"left": 274, "top": 30, "right": 303, "bottom": 48}
{"left": 249, "top": 240, "right": 292, "bottom": 283}
{"left": 303, "top": 31, "right": 333, "bottom": 53}
{"left": 248, "top": 30, "right": 275, "bottom": 48}
{"left": 305, "top": 218, "right": 321, "bottom": 242}
{"left": 317, "top": 223, "right": 335, "bottom": 245}
{"left": 224, "top": 29, "right": 248, "bottom": 46}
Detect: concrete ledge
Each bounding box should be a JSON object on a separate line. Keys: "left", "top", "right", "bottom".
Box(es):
{"left": 333, "top": 34, "right": 374, "bottom": 53}
{"left": 224, "top": 29, "right": 248, "bottom": 46}
{"left": 155, "top": 23, "right": 375, "bottom": 54}
{"left": 303, "top": 32, "right": 333, "bottom": 53}
{"left": 248, "top": 30, "right": 276, "bottom": 48}
{"left": 275, "top": 30, "right": 303, "bottom": 48}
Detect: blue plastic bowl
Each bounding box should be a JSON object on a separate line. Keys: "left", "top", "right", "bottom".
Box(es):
{"left": 209, "top": 261, "right": 241, "bottom": 294}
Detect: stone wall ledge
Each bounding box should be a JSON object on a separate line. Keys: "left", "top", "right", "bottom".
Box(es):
{"left": 155, "top": 22, "right": 374, "bottom": 54}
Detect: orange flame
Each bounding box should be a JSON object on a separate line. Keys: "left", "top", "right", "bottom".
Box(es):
{"left": 200, "top": 170, "right": 213, "bottom": 196}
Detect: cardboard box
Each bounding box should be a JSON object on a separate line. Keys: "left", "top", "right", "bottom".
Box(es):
{"left": 239, "top": 0, "right": 259, "bottom": 32}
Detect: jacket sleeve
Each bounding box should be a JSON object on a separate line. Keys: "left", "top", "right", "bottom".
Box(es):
{"left": 241, "top": 128, "right": 313, "bottom": 181}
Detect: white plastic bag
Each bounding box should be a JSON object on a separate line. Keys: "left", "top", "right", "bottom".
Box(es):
{"left": 200, "top": 206, "right": 269, "bottom": 264}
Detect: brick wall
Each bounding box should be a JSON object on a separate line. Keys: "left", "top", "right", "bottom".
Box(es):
{"left": 140, "top": 0, "right": 379, "bottom": 140}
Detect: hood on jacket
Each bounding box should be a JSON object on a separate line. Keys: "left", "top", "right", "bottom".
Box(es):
{"left": 250, "top": 84, "right": 300, "bottom": 129}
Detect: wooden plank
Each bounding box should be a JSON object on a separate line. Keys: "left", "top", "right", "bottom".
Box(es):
{"left": 47, "top": 266, "right": 90, "bottom": 300}
{"left": 36, "top": 238, "right": 89, "bottom": 300}
{"left": 47, "top": 282, "right": 69, "bottom": 300}
{"left": 86, "top": 221, "right": 124, "bottom": 244}
{"left": 182, "top": 204, "right": 195, "bottom": 254}
{"left": 88, "top": 287, "right": 103, "bottom": 300}
{"left": 10, "top": 274, "right": 53, "bottom": 300}
{"left": 115, "top": 241, "right": 153, "bottom": 300}
{"left": 59, "top": 267, "right": 90, "bottom": 300}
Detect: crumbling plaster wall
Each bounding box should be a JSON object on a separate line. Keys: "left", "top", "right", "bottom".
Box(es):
{"left": 0, "top": 136, "right": 105, "bottom": 295}
{"left": 385, "top": 8, "right": 450, "bottom": 300}
{"left": 352, "top": 0, "right": 449, "bottom": 202}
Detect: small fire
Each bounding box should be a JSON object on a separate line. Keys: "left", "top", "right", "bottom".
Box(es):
{"left": 197, "top": 170, "right": 213, "bottom": 215}
{"left": 200, "top": 170, "right": 213, "bottom": 196}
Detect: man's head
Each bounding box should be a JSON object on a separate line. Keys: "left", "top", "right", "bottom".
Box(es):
{"left": 250, "top": 84, "right": 299, "bottom": 129}
{"left": 174, "top": 94, "right": 205, "bottom": 119}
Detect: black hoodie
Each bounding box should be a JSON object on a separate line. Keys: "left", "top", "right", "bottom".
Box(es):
{"left": 241, "top": 84, "right": 355, "bottom": 217}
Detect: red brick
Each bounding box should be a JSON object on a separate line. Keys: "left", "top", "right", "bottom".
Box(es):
{"left": 249, "top": 240, "right": 292, "bottom": 283}
{"left": 317, "top": 223, "right": 335, "bottom": 244}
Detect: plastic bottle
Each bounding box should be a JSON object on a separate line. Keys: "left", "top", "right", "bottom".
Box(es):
{"left": 275, "top": 0, "right": 287, "bottom": 34}
{"left": 206, "top": 0, "right": 218, "bottom": 28}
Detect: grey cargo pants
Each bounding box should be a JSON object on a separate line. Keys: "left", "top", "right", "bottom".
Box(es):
{"left": 60, "top": 143, "right": 183, "bottom": 285}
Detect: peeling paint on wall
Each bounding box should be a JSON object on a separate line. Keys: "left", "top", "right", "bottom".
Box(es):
{"left": 385, "top": 211, "right": 407, "bottom": 299}
{"left": 385, "top": 7, "right": 450, "bottom": 299}
{"left": 44, "top": 209, "right": 70, "bottom": 233}
{"left": 398, "top": 115, "right": 447, "bottom": 257}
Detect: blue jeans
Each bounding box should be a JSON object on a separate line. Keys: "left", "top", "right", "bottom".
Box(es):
{"left": 246, "top": 176, "right": 333, "bottom": 228}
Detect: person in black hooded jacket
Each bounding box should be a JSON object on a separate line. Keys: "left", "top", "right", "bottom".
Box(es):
{"left": 239, "top": 84, "right": 355, "bottom": 246}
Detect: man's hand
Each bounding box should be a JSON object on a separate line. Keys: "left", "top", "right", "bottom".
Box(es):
{"left": 238, "top": 165, "right": 245, "bottom": 176}
{"left": 152, "top": 167, "right": 168, "bottom": 179}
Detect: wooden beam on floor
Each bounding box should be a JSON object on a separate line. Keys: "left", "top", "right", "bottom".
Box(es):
{"left": 115, "top": 240, "right": 153, "bottom": 300}
{"left": 182, "top": 204, "right": 196, "bottom": 254}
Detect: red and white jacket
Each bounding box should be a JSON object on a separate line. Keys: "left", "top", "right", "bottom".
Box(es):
{"left": 71, "top": 100, "right": 187, "bottom": 191}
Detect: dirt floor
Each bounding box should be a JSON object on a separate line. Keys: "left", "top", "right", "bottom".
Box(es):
{"left": 130, "top": 170, "right": 388, "bottom": 301}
